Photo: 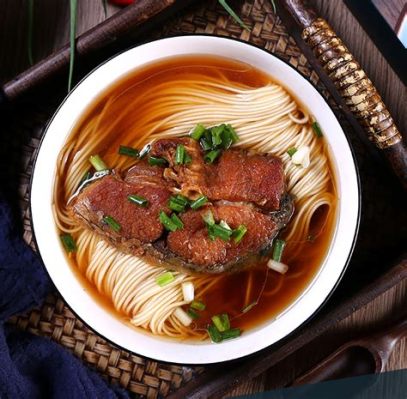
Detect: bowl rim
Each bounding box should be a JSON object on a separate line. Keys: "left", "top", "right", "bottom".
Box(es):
{"left": 30, "top": 34, "right": 361, "bottom": 365}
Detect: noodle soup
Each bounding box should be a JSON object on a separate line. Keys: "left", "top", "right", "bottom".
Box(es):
{"left": 54, "top": 55, "right": 337, "bottom": 341}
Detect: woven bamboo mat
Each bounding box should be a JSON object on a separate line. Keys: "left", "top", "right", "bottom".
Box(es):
{"left": 5, "top": 1, "right": 406, "bottom": 398}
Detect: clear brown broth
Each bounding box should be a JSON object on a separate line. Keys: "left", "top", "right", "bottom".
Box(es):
{"left": 62, "top": 56, "right": 337, "bottom": 337}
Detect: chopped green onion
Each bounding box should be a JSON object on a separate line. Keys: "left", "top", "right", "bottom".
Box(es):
{"left": 242, "top": 301, "right": 257, "bottom": 313}
{"left": 60, "top": 233, "right": 77, "bottom": 253}
{"left": 207, "top": 225, "right": 216, "bottom": 241}
{"left": 202, "top": 210, "right": 215, "bottom": 226}
{"left": 171, "top": 213, "right": 184, "bottom": 230}
{"left": 148, "top": 156, "right": 168, "bottom": 166}
{"left": 139, "top": 144, "right": 151, "bottom": 159}
{"left": 89, "top": 155, "right": 108, "bottom": 171}
{"left": 159, "top": 211, "right": 178, "bottom": 232}
{"left": 103, "top": 215, "right": 121, "bottom": 232}
{"left": 272, "top": 239, "right": 286, "bottom": 262}
{"left": 119, "top": 145, "right": 139, "bottom": 158}
{"left": 219, "top": 220, "right": 232, "bottom": 231}
{"left": 218, "top": 0, "right": 250, "bottom": 31}
{"left": 175, "top": 144, "right": 185, "bottom": 165}
{"left": 205, "top": 149, "right": 221, "bottom": 164}
{"left": 190, "top": 195, "right": 208, "bottom": 210}
{"left": 221, "top": 133, "right": 233, "bottom": 149}
{"left": 190, "top": 124, "right": 206, "bottom": 140}
{"left": 232, "top": 224, "right": 247, "bottom": 244}
{"left": 191, "top": 300, "right": 206, "bottom": 311}
{"left": 312, "top": 121, "right": 323, "bottom": 137}
{"left": 287, "top": 147, "right": 297, "bottom": 157}
{"left": 211, "top": 224, "right": 233, "bottom": 241}
{"left": 207, "top": 325, "right": 223, "bottom": 343}
{"left": 221, "top": 328, "right": 241, "bottom": 340}
{"left": 174, "top": 307, "right": 193, "bottom": 326}
{"left": 225, "top": 124, "right": 239, "bottom": 143}
{"left": 169, "top": 196, "right": 186, "bottom": 213}
{"left": 200, "top": 137, "right": 212, "bottom": 151}
{"left": 211, "top": 313, "right": 230, "bottom": 332}
{"left": 184, "top": 152, "right": 192, "bottom": 164}
{"left": 211, "top": 124, "right": 224, "bottom": 146}
{"left": 156, "top": 271, "right": 175, "bottom": 287}
{"left": 128, "top": 194, "right": 148, "bottom": 207}
{"left": 187, "top": 308, "right": 200, "bottom": 320}
{"left": 176, "top": 195, "right": 189, "bottom": 206}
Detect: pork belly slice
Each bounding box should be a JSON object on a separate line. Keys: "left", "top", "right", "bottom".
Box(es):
{"left": 150, "top": 137, "right": 285, "bottom": 210}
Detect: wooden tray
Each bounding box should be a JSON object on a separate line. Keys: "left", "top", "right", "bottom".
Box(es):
{"left": 3, "top": 1, "right": 406, "bottom": 398}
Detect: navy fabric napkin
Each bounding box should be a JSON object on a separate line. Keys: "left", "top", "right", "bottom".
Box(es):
{"left": 0, "top": 194, "right": 129, "bottom": 399}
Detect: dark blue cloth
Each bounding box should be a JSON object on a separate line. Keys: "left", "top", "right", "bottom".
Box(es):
{"left": 0, "top": 195, "right": 129, "bottom": 399}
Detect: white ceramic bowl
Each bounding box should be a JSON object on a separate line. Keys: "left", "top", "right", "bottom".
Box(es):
{"left": 31, "top": 36, "right": 360, "bottom": 364}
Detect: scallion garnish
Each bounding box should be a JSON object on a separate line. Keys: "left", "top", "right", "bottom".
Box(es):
{"left": 128, "top": 194, "right": 148, "bottom": 207}
{"left": 184, "top": 152, "right": 192, "bottom": 164}
{"left": 205, "top": 149, "right": 221, "bottom": 164}
{"left": 287, "top": 147, "right": 297, "bottom": 157}
{"left": 232, "top": 224, "right": 247, "bottom": 244}
{"left": 200, "top": 137, "right": 212, "bottom": 151}
{"left": 176, "top": 195, "right": 189, "bottom": 206}
{"left": 190, "top": 301, "right": 206, "bottom": 311}
{"left": 60, "top": 233, "right": 77, "bottom": 253}
{"left": 225, "top": 124, "right": 239, "bottom": 143}
{"left": 191, "top": 300, "right": 206, "bottom": 311}
{"left": 272, "top": 239, "right": 286, "bottom": 262}
{"left": 187, "top": 308, "right": 200, "bottom": 320}
{"left": 312, "top": 121, "right": 323, "bottom": 137}
{"left": 190, "top": 124, "right": 206, "bottom": 140}
{"left": 156, "top": 271, "right": 175, "bottom": 287}
{"left": 211, "top": 125, "right": 224, "bottom": 146}
{"left": 171, "top": 213, "right": 184, "bottom": 230}
{"left": 175, "top": 144, "right": 185, "bottom": 165}
{"left": 139, "top": 144, "right": 151, "bottom": 159}
{"left": 159, "top": 211, "right": 178, "bottom": 232}
{"left": 219, "top": 220, "right": 232, "bottom": 231}
{"left": 148, "top": 156, "right": 168, "bottom": 167}
{"left": 89, "top": 155, "right": 108, "bottom": 171}
{"left": 169, "top": 196, "right": 186, "bottom": 213}
{"left": 207, "top": 325, "right": 223, "bottom": 343}
{"left": 190, "top": 195, "right": 208, "bottom": 210}
{"left": 221, "top": 328, "right": 241, "bottom": 340}
{"left": 103, "top": 215, "right": 121, "bottom": 232}
{"left": 211, "top": 224, "right": 233, "bottom": 241}
{"left": 119, "top": 145, "right": 139, "bottom": 158}
{"left": 212, "top": 313, "right": 230, "bottom": 332}
{"left": 202, "top": 210, "right": 215, "bottom": 226}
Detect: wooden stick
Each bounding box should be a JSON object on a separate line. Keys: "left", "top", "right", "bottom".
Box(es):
{"left": 276, "top": 0, "right": 407, "bottom": 190}
{"left": 0, "top": 0, "right": 193, "bottom": 102}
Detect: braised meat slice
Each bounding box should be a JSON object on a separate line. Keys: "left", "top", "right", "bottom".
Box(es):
{"left": 69, "top": 136, "right": 293, "bottom": 274}
{"left": 150, "top": 137, "right": 285, "bottom": 210}
{"left": 164, "top": 200, "right": 292, "bottom": 273}
{"left": 69, "top": 167, "right": 172, "bottom": 255}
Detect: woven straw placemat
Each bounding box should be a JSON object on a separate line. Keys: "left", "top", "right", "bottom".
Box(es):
{"left": 5, "top": 1, "right": 406, "bottom": 398}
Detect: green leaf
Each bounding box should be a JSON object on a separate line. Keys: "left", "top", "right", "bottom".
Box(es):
{"left": 218, "top": 0, "right": 250, "bottom": 31}
{"left": 102, "top": 0, "right": 108, "bottom": 17}
{"left": 68, "top": 0, "right": 78, "bottom": 92}
{"left": 27, "top": 0, "right": 34, "bottom": 65}
{"left": 271, "top": 0, "right": 277, "bottom": 14}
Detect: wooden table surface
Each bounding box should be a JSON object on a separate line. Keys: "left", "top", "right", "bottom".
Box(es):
{"left": 1, "top": 1, "right": 406, "bottom": 397}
